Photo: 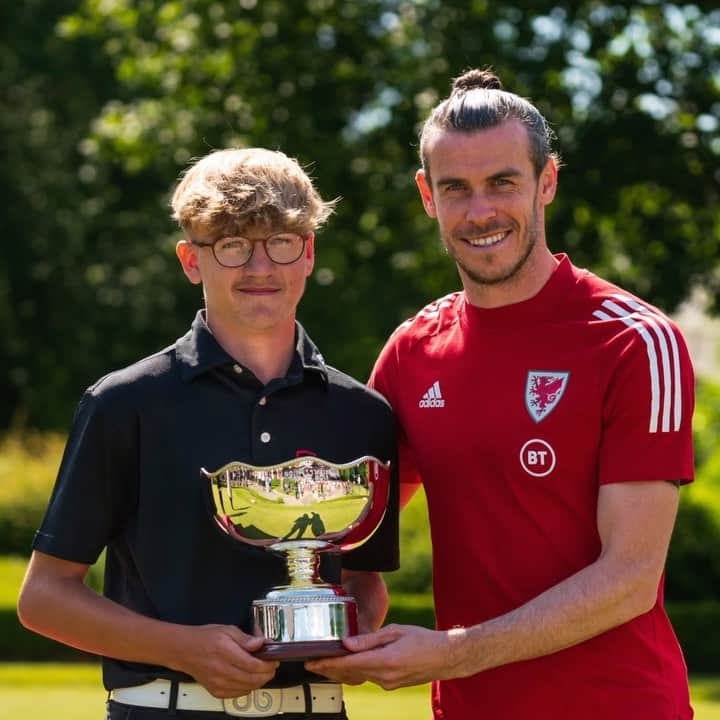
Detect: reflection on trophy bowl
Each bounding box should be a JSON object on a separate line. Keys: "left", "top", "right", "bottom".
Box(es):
{"left": 202, "top": 455, "right": 390, "bottom": 660}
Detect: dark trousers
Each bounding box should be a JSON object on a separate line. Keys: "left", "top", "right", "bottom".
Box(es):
{"left": 106, "top": 700, "right": 349, "bottom": 720}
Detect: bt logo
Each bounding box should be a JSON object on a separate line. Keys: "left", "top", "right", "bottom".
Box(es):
{"left": 519, "top": 439, "right": 556, "bottom": 477}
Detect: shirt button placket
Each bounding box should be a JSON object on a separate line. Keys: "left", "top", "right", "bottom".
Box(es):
{"left": 253, "top": 390, "right": 274, "bottom": 462}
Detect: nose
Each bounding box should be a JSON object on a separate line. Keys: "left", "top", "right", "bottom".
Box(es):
{"left": 244, "top": 240, "right": 274, "bottom": 274}
{"left": 465, "top": 191, "right": 496, "bottom": 224}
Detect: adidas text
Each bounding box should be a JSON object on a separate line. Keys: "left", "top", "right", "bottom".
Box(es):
{"left": 419, "top": 398, "right": 445, "bottom": 408}
{"left": 419, "top": 380, "right": 445, "bottom": 408}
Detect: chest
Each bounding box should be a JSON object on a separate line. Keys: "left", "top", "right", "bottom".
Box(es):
{"left": 395, "top": 333, "right": 607, "bottom": 497}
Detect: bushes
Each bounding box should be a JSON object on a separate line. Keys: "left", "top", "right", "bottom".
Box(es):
{"left": 3, "top": 587, "right": 719, "bottom": 672}
{"left": 385, "top": 488, "right": 433, "bottom": 594}
{"left": 3, "top": 423, "right": 720, "bottom": 671}
{"left": 0, "top": 433, "right": 64, "bottom": 555}
{"left": 667, "top": 498, "right": 720, "bottom": 602}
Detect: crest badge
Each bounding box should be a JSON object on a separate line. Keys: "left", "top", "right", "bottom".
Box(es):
{"left": 525, "top": 371, "right": 569, "bottom": 423}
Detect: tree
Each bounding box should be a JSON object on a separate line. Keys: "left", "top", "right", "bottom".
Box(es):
{"left": 2, "top": 1, "right": 719, "bottom": 429}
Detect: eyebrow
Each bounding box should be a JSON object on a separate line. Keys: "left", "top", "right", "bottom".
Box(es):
{"left": 435, "top": 166, "right": 524, "bottom": 189}
{"left": 488, "top": 166, "right": 524, "bottom": 180}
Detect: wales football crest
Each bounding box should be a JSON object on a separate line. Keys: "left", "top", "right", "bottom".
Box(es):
{"left": 525, "top": 371, "right": 569, "bottom": 423}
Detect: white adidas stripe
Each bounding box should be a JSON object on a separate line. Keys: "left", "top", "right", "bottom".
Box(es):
{"left": 613, "top": 295, "right": 683, "bottom": 432}
{"left": 592, "top": 296, "right": 682, "bottom": 433}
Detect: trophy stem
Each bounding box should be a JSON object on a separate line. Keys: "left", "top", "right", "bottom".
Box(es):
{"left": 286, "top": 547, "right": 319, "bottom": 586}
{"left": 270, "top": 540, "right": 332, "bottom": 587}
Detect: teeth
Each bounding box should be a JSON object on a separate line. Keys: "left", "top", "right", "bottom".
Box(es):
{"left": 466, "top": 232, "right": 506, "bottom": 247}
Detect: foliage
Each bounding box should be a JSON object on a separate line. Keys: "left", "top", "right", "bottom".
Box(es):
{"left": 385, "top": 488, "right": 433, "bottom": 594}
{"left": 691, "top": 378, "right": 720, "bottom": 506}
{"left": 4, "top": 374, "right": 720, "bottom": 597}
{"left": 0, "top": 434, "right": 65, "bottom": 555}
{"left": 666, "top": 499, "right": 720, "bottom": 602}
{"left": 1, "top": 1, "right": 719, "bottom": 430}
{"left": 666, "top": 378, "right": 720, "bottom": 601}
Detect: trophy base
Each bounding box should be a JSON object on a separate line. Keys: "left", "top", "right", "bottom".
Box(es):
{"left": 253, "top": 586, "right": 358, "bottom": 661}
{"left": 255, "top": 639, "right": 349, "bottom": 661}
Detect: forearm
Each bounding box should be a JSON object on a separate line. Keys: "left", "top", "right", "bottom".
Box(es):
{"left": 454, "top": 554, "right": 658, "bottom": 677}
{"left": 342, "top": 570, "right": 389, "bottom": 633}
{"left": 19, "top": 570, "right": 191, "bottom": 670}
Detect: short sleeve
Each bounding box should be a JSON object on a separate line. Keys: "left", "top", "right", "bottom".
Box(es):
{"left": 33, "top": 388, "right": 139, "bottom": 563}
{"left": 369, "top": 336, "right": 423, "bottom": 490}
{"left": 598, "top": 316, "right": 695, "bottom": 486}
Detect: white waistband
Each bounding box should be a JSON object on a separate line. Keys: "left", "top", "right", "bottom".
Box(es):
{"left": 110, "top": 679, "right": 343, "bottom": 717}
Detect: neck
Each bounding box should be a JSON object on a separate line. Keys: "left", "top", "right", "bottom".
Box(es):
{"left": 462, "top": 248, "right": 558, "bottom": 309}
{"left": 207, "top": 314, "right": 297, "bottom": 385}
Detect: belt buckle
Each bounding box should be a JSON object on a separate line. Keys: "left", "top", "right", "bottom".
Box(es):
{"left": 224, "top": 688, "right": 282, "bottom": 717}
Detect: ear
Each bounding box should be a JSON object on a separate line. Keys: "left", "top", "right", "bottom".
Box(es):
{"left": 176, "top": 240, "right": 203, "bottom": 285}
{"left": 415, "top": 169, "right": 437, "bottom": 218}
{"left": 537, "top": 157, "right": 558, "bottom": 206}
{"left": 304, "top": 233, "right": 315, "bottom": 277}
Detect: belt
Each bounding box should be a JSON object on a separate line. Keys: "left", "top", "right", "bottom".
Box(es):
{"left": 110, "top": 679, "right": 343, "bottom": 717}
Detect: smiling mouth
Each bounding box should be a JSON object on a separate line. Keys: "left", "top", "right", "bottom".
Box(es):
{"left": 462, "top": 230, "right": 509, "bottom": 248}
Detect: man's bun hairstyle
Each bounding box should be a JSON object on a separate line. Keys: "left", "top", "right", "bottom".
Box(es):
{"left": 451, "top": 69, "right": 504, "bottom": 93}
{"left": 419, "top": 68, "right": 560, "bottom": 180}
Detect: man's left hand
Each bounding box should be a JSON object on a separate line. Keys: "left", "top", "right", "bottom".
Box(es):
{"left": 305, "top": 624, "right": 468, "bottom": 689}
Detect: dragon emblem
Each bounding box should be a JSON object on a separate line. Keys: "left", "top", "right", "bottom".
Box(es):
{"left": 525, "top": 371, "right": 569, "bottom": 422}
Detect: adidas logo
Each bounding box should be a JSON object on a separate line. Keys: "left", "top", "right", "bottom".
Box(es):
{"left": 419, "top": 380, "right": 445, "bottom": 408}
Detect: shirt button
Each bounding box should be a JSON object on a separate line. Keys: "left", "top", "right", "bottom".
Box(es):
{"left": 232, "top": 364, "right": 243, "bottom": 374}
{"left": 260, "top": 432, "right": 271, "bottom": 443}
{"left": 258, "top": 397, "right": 267, "bottom": 406}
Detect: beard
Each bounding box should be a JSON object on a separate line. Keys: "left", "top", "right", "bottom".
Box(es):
{"left": 444, "top": 202, "right": 541, "bottom": 287}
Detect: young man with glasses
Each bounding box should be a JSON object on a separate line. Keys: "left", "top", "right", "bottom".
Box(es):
{"left": 18, "top": 148, "right": 399, "bottom": 719}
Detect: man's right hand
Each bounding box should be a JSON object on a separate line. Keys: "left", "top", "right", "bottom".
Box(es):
{"left": 171, "top": 624, "right": 279, "bottom": 697}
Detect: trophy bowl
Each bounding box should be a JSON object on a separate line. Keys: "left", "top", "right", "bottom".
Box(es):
{"left": 201, "top": 455, "right": 390, "bottom": 660}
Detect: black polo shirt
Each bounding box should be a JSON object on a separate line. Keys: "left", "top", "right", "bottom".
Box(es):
{"left": 34, "top": 310, "right": 399, "bottom": 690}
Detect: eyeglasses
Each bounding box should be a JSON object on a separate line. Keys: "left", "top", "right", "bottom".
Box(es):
{"left": 192, "top": 232, "right": 308, "bottom": 268}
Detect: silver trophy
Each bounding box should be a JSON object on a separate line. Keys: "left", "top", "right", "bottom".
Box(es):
{"left": 202, "top": 455, "right": 390, "bottom": 660}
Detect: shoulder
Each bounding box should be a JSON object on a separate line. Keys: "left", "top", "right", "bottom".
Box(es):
{"left": 575, "top": 271, "right": 694, "bottom": 425}
{"left": 323, "top": 365, "right": 393, "bottom": 418}
{"left": 577, "top": 270, "right": 688, "bottom": 350}
{"left": 83, "top": 344, "right": 178, "bottom": 411}
{"left": 384, "top": 291, "right": 463, "bottom": 353}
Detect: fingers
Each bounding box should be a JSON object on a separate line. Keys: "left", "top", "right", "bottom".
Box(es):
{"left": 341, "top": 627, "right": 398, "bottom": 652}
{"left": 305, "top": 625, "right": 437, "bottom": 690}
{"left": 180, "top": 625, "right": 279, "bottom": 697}
{"left": 227, "top": 630, "right": 274, "bottom": 664}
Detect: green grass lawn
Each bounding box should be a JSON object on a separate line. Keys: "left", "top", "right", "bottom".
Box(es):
{"left": 0, "top": 664, "right": 429, "bottom": 720}
{"left": 1, "top": 664, "right": 718, "bottom": 720}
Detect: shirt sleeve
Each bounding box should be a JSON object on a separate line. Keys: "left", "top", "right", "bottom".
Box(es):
{"left": 598, "top": 315, "right": 695, "bottom": 486}
{"left": 368, "top": 335, "right": 423, "bottom": 490}
{"left": 33, "top": 386, "right": 139, "bottom": 563}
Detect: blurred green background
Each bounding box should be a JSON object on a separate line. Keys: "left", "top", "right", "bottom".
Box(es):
{"left": 2, "top": 2, "right": 720, "bottom": 713}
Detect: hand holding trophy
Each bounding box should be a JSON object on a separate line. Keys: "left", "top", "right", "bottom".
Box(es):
{"left": 202, "top": 455, "right": 390, "bottom": 660}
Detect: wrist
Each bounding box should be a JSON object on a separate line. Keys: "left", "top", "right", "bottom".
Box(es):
{"left": 153, "top": 621, "right": 192, "bottom": 673}
{"left": 444, "top": 626, "right": 473, "bottom": 678}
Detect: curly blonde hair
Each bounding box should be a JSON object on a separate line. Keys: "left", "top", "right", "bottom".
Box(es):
{"left": 171, "top": 148, "right": 337, "bottom": 239}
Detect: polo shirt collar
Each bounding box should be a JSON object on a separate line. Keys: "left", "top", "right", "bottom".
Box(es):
{"left": 176, "top": 310, "right": 328, "bottom": 383}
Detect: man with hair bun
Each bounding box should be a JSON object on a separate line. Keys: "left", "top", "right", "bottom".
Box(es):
{"left": 19, "top": 147, "right": 399, "bottom": 720}
{"left": 308, "top": 71, "right": 695, "bottom": 719}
